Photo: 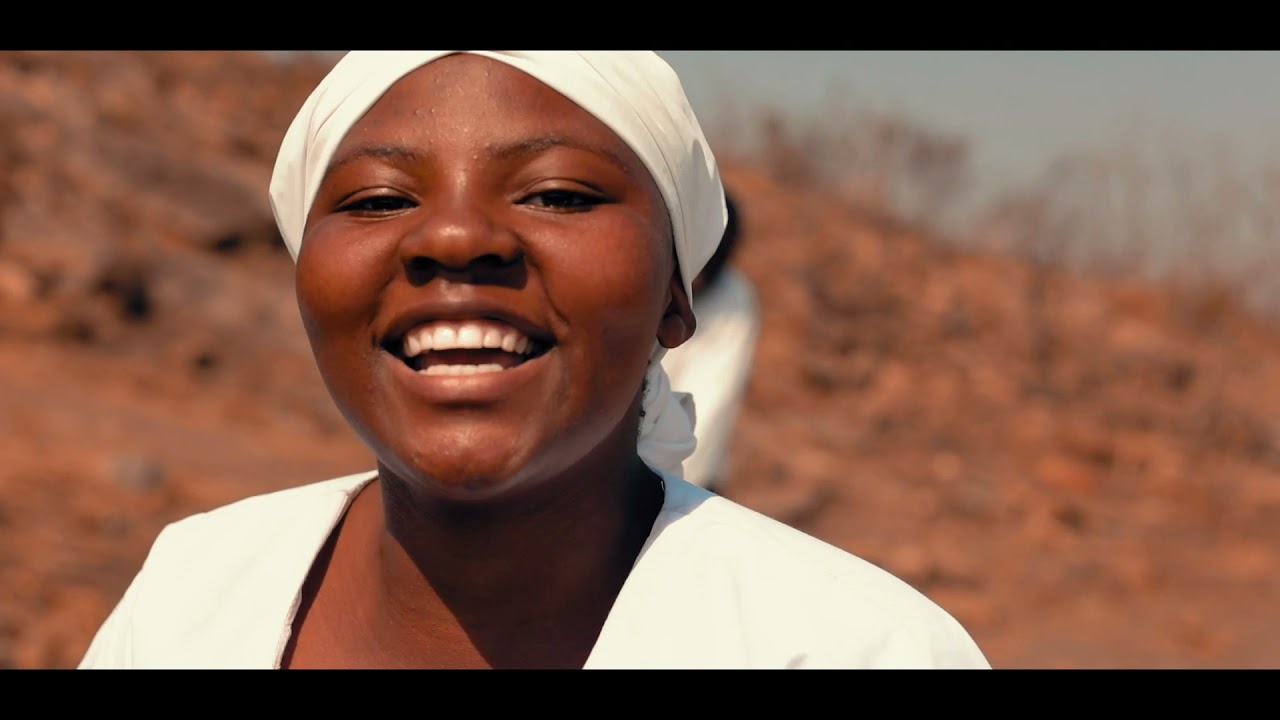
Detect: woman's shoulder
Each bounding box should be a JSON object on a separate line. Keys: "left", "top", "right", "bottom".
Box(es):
{"left": 154, "top": 471, "right": 376, "bottom": 546}
{"left": 78, "top": 471, "right": 377, "bottom": 668}
{"left": 652, "top": 477, "right": 991, "bottom": 668}
{"left": 660, "top": 476, "right": 908, "bottom": 585}
{"left": 135, "top": 470, "right": 376, "bottom": 586}
{"left": 144, "top": 470, "right": 375, "bottom": 585}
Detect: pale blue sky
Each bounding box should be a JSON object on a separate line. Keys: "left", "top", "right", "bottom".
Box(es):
{"left": 658, "top": 50, "right": 1280, "bottom": 199}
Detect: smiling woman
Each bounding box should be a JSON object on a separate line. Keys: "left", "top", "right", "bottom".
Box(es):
{"left": 76, "top": 51, "right": 991, "bottom": 670}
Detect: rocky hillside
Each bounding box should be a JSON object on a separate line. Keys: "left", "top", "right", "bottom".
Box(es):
{"left": 1, "top": 51, "right": 1277, "bottom": 668}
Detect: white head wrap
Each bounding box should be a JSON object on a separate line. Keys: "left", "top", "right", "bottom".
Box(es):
{"left": 269, "top": 51, "right": 727, "bottom": 478}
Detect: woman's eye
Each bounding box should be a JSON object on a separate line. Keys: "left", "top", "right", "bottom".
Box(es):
{"left": 339, "top": 195, "right": 416, "bottom": 213}
{"left": 522, "top": 190, "right": 603, "bottom": 210}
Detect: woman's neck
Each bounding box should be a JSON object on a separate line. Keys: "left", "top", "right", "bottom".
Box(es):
{"left": 352, "top": 430, "right": 666, "bottom": 668}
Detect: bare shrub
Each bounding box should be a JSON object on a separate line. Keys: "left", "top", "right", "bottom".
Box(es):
{"left": 721, "top": 100, "right": 974, "bottom": 237}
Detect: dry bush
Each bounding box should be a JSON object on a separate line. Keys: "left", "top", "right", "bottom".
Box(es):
{"left": 963, "top": 133, "right": 1280, "bottom": 321}
{"left": 712, "top": 101, "right": 974, "bottom": 238}
{"left": 718, "top": 105, "right": 1280, "bottom": 328}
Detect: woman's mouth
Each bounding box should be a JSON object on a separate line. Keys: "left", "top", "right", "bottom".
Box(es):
{"left": 387, "top": 319, "right": 552, "bottom": 376}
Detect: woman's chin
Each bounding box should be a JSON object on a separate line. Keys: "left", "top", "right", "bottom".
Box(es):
{"left": 364, "top": 412, "right": 622, "bottom": 505}
{"left": 376, "top": 443, "right": 545, "bottom": 504}
{"left": 418, "top": 476, "right": 524, "bottom": 504}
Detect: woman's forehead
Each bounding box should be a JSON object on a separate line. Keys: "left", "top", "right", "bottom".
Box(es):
{"left": 331, "top": 55, "right": 649, "bottom": 178}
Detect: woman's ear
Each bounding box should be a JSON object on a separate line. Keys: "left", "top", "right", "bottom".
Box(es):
{"left": 657, "top": 273, "right": 696, "bottom": 350}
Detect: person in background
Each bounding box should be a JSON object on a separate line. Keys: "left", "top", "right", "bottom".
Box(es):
{"left": 661, "top": 192, "right": 759, "bottom": 494}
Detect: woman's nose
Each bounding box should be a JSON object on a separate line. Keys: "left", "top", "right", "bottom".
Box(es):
{"left": 398, "top": 200, "right": 523, "bottom": 284}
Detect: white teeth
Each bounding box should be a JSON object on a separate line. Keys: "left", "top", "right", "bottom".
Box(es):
{"left": 456, "top": 324, "right": 484, "bottom": 349}
{"left": 434, "top": 326, "right": 458, "bottom": 351}
{"left": 401, "top": 320, "right": 537, "bottom": 359}
{"left": 421, "top": 363, "right": 506, "bottom": 376}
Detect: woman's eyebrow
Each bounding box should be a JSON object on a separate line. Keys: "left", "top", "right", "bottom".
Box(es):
{"left": 488, "top": 135, "right": 637, "bottom": 178}
{"left": 322, "top": 137, "right": 637, "bottom": 181}
{"left": 324, "top": 144, "right": 427, "bottom": 180}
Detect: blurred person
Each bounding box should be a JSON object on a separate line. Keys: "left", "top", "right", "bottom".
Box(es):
{"left": 77, "top": 51, "right": 989, "bottom": 669}
{"left": 660, "top": 192, "right": 759, "bottom": 493}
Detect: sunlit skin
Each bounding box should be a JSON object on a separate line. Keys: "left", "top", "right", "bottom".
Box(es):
{"left": 280, "top": 54, "right": 696, "bottom": 669}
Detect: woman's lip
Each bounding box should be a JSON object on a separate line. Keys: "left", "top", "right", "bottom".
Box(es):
{"left": 381, "top": 305, "right": 555, "bottom": 350}
{"left": 381, "top": 345, "right": 552, "bottom": 404}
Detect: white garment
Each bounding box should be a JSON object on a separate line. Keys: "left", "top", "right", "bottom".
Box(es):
{"left": 661, "top": 268, "right": 760, "bottom": 490}
{"left": 79, "top": 472, "right": 990, "bottom": 669}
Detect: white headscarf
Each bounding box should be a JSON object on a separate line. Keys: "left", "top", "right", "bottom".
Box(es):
{"left": 269, "top": 51, "right": 726, "bottom": 478}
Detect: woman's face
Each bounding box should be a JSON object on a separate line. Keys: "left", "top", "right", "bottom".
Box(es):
{"left": 297, "top": 54, "right": 693, "bottom": 501}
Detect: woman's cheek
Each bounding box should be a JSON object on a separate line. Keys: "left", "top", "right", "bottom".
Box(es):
{"left": 296, "top": 225, "right": 393, "bottom": 328}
